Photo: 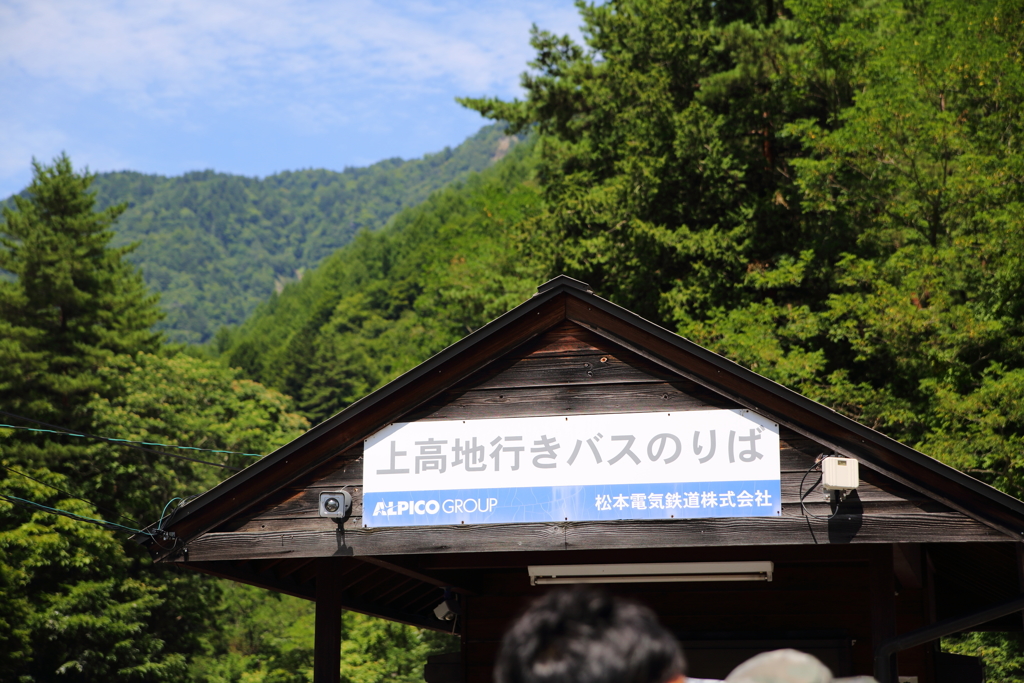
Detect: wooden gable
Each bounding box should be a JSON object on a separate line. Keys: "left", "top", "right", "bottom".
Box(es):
{"left": 204, "top": 320, "right": 1002, "bottom": 552}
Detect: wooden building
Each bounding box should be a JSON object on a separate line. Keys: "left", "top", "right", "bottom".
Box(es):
{"left": 142, "top": 276, "right": 1024, "bottom": 683}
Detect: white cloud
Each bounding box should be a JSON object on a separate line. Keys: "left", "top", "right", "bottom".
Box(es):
{"left": 0, "top": 0, "right": 581, "bottom": 110}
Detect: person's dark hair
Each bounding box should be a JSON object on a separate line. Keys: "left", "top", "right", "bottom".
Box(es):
{"left": 495, "top": 588, "right": 686, "bottom": 683}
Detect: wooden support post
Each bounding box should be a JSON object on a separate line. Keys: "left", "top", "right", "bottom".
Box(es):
{"left": 315, "top": 559, "right": 342, "bottom": 683}
{"left": 460, "top": 594, "right": 470, "bottom": 683}
{"left": 1016, "top": 544, "right": 1024, "bottom": 631}
{"left": 872, "top": 545, "right": 898, "bottom": 683}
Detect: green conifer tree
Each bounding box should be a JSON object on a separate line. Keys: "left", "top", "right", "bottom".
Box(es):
{"left": 0, "top": 154, "right": 162, "bottom": 477}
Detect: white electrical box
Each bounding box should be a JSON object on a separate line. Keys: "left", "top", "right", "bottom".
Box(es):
{"left": 822, "top": 457, "right": 859, "bottom": 491}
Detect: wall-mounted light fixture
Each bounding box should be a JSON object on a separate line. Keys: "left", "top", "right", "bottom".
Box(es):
{"left": 527, "top": 561, "right": 773, "bottom": 586}
{"left": 433, "top": 587, "right": 461, "bottom": 621}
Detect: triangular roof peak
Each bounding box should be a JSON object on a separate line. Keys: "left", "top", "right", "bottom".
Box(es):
{"left": 148, "top": 276, "right": 1024, "bottom": 552}
{"left": 535, "top": 274, "right": 593, "bottom": 295}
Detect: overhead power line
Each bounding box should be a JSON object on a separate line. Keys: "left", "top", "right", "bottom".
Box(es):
{"left": 0, "top": 410, "right": 244, "bottom": 471}
{"left": 0, "top": 493, "right": 149, "bottom": 535}
{"left": 0, "top": 414, "right": 264, "bottom": 456}
{"left": 0, "top": 463, "right": 140, "bottom": 527}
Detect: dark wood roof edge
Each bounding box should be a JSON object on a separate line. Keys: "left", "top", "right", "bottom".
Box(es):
{"left": 138, "top": 275, "right": 1024, "bottom": 549}
{"left": 137, "top": 281, "right": 574, "bottom": 545}
{"left": 536, "top": 274, "right": 593, "bottom": 295}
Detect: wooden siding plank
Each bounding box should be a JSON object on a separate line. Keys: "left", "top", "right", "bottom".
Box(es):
{"left": 301, "top": 457, "right": 363, "bottom": 488}
{"left": 181, "top": 524, "right": 565, "bottom": 561}
{"left": 404, "top": 382, "right": 732, "bottom": 421}
{"left": 233, "top": 488, "right": 366, "bottom": 522}
{"left": 464, "top": 351, "right": 680, "bottom": 390}
{"left": 178, "top": 512, "right": 1004, "bottom": 562}
{"left": 561, "top": 514, "right": 1005, "bottom": 549}
{"left": 506, "top": 321, "right": 611, "bottom": 357}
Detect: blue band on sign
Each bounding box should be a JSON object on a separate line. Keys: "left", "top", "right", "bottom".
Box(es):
{"left": 362, "top": 480, "right": 781, "bottom": 527}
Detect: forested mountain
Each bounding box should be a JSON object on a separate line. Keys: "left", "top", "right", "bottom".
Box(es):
{"left": 83, "top": 125, "right": 517, "bottom": 343}
{"left": 215, "top": 138, "right": 547, "bottom": 423}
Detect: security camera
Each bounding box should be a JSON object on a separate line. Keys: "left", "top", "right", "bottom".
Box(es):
{"left": 318, "top": 491, "right": 352, "bottom": 518}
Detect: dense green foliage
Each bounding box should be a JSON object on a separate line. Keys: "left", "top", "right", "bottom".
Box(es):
{"left": 0, "top": 469, "right": 219, "bottom": 682}
{"left": 0, "top": 157, "right": 456, "bottom": 682}
{"left": 216, "top": 139, "right": 546, "bottom": 424}
{"left": 192, "top": 584, "right": 455, "bottom": 683}
{"left": 80, "top": 125, "right": 516, "bottom": 344}
{"left": 945, "top": 633, "right": 1024, "bottom": 683}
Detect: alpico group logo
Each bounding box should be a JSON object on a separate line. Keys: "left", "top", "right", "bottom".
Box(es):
{"left": 371, "top": 497, "right": 499, "bottom": 517}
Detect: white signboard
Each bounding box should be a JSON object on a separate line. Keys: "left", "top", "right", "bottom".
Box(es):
{"left": 362, "top": 409, "right": 780, "bottom": 527}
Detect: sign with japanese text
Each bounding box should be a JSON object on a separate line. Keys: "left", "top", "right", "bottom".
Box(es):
{"left": 362, "top": 409, "right": 781, "bottom": 527}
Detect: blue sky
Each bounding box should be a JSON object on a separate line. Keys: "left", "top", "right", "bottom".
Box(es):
{"left": 0, "top": 0, "right": 582, "bottom": 199}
